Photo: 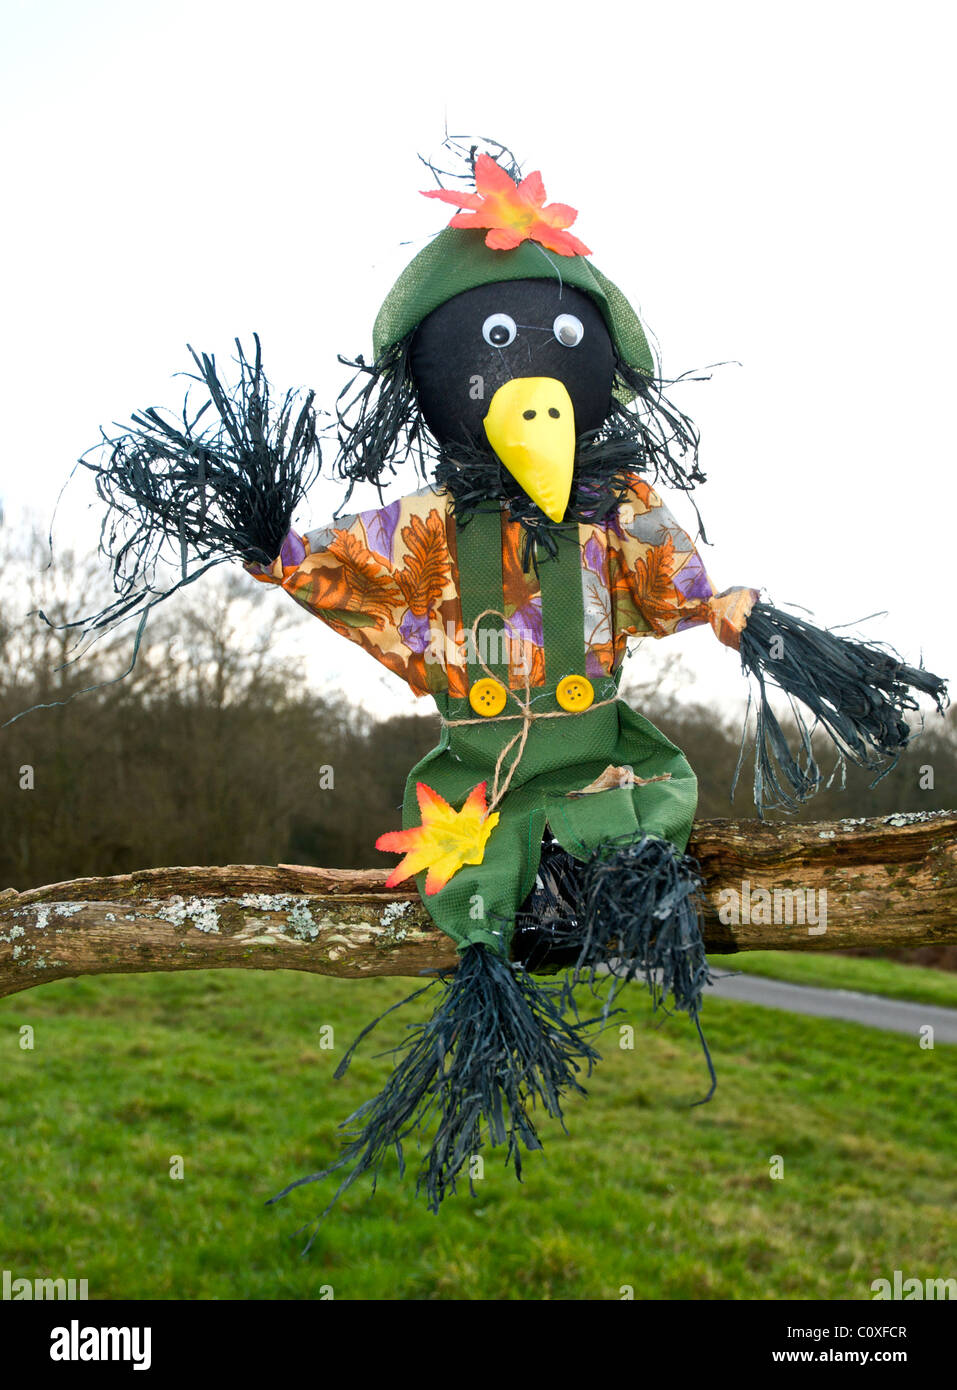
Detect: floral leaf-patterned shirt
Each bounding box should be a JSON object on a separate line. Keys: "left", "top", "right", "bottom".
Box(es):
{"left": 246, "top": 477, "right": 759, "bottom": 697}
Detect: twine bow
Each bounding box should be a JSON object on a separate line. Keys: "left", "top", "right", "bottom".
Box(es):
{"left": 440, "top": 607, "right": 619, "bottom": 813}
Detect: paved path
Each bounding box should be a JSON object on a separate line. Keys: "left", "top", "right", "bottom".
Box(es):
{"left": 708, "top": 972, "right": 957, "bottom": 1044}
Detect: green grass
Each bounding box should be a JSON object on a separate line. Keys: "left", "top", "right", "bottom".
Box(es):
{"left": 709, "top": 951, "right": 957, "bottom": 1009}
{"left": 0, "top": 966, "right": 954, "bottom": 1301}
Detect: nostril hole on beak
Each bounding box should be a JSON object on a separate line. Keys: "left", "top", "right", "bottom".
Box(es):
{"left": 548, "top": 407, "right": 560, "bottom": 418}
{"left": 522, "top": 409, "right": 537, "bottom": 420}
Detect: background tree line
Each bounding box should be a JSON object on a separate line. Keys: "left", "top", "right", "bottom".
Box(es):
{"left": 2, "top": 525, "right": 954, "bottom": 966}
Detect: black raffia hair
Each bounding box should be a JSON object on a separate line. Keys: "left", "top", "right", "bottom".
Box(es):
{"left": 331, "top": 343, "right": 709, "bottom": 556}
{"left": 610, "top": 359, "right": 706, "bottom": 497}
{"left": 332, "top": 334, "right": 431, "bottom": 508}
{"left": 434, "top": 429, "right": 639, "bottom": 568}
{"left": 419, "top": 131, "right": 524, "bottom": 189}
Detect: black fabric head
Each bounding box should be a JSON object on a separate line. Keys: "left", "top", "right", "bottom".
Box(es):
{"left": 409, "top": 279, "right": 617, "bottom": 450}
{"left": 334, "top": 290, "right": 705, "bottom": 549}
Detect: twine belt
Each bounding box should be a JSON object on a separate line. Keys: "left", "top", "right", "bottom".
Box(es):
{"left": 439, "top": 608, "right": 619, "bottom": 813}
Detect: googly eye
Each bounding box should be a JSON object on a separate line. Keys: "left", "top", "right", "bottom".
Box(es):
{"left": 482, "top": 313, "right": 517, "bottom": 348}
{"left": 553, "top": 313, "right": 584, "bottom": 347}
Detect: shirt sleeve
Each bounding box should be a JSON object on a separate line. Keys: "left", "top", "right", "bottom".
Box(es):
{"left": 608, "top": 477, "right": 760, "bottom": 652}
{"left": 243, "top": 492, "right": 461, "bottom": 696}
{"left": 244, "top": 511, "right": 404, "bottom": 636}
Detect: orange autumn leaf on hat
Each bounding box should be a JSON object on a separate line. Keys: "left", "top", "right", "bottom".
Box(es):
{"left": 376, "top": 781, "right": 500, "bottom": 895}
{"left": 422, "top": 154, "right": 591, "bottom": 257}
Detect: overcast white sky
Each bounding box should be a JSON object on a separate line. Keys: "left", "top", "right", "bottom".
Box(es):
{"left": 2, "top": 0, "right": 954, "bottom": 722}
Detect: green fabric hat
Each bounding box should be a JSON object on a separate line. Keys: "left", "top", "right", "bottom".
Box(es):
{"left": 372, "top": 227, "right": 655, "bottom": 379}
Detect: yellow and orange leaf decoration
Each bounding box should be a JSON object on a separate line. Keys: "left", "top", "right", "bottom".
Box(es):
{"left": 422, "top": 154, "right": 591, "bottom": 257}
{"left": 376, "top": 781, "right": 500, "bottom": 895}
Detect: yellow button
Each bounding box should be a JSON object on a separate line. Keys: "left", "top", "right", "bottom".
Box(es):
{"left": 556, "top": 674, "right": 594, "bottom": 712}
{"left": 469, "top": 677, "right": 508, "bottom": 717}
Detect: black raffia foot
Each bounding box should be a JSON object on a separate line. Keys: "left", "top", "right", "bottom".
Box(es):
{"left": 510, "top": 833, "right": 586, "bottom": 974}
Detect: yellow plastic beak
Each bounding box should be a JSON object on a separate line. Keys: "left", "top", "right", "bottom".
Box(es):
{"left": 483, "top": 377, "right": 575, "bottom": 523}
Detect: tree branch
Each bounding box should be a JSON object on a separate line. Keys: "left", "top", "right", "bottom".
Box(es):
{"left": 1, "top": 813, "right": 955, "bottom": 1000}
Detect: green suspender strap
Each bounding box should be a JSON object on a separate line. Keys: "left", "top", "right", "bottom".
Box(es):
{"left": 457, "top": 507, "right": 509, "bottom": 689}
{"left": 536, "top": 524, "right": 653, "bottom": 856}
{"left": 535, "top": 524, "right": 700, "bottom": 860}
{"left": 536, "top": 523, "right": 589, "bottom": 687}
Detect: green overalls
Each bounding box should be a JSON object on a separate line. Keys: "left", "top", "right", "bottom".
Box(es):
{"left": 404, "top": 508, "right": 700, "bottom": 955}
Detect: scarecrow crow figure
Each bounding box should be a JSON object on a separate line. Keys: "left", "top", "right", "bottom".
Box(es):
{"left": 70, "top": 139, "right": 947, "bottom": 1228}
